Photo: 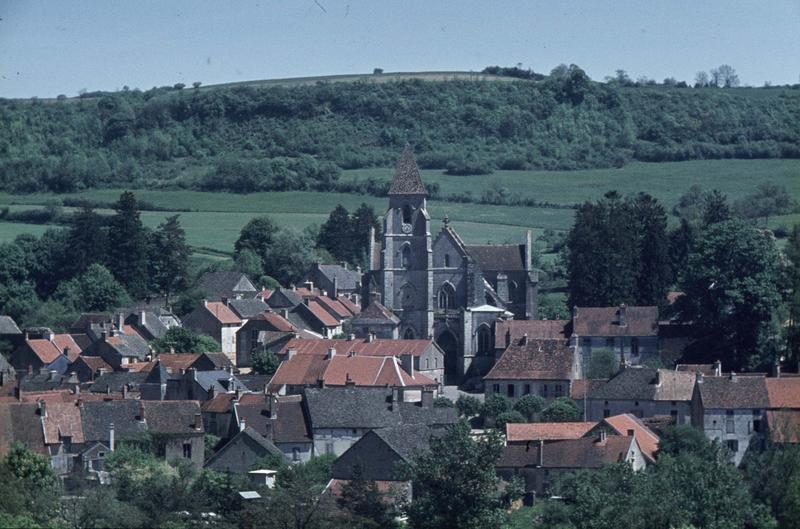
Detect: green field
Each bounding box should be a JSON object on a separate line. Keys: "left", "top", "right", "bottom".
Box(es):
{"left": 0, "top": 159, "right": 797, "bottom": 256}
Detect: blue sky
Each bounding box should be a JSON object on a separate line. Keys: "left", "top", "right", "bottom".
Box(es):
{"left": 1, "top": 0, "right": 798, "bottom": 98}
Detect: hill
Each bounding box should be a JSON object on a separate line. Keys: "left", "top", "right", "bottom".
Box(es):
{"left": 1, "top": 66, "right": 798, "bottom": 194}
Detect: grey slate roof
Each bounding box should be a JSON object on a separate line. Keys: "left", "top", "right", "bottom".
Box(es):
{"left": 89, "top": 372, "right": 148, "bottom": 393}
{"left": 266, "top": 288, "right": 304, "bottom": 309}
{"left": 228, "top": 299, "right": 269, "bottom": 319}
{"left": 696, "top": 375, "right": 769, "bottom": 409}
{"left": 19, "top": 372, "right": 73, "bottom": 392}
{"left": 124, "top": 310, "right": 169, "bottom": 340}
{"left": 0, "top": 316, "right": 21, "bottom": 335}
{"left": 388, "top": 145, "right": 427, "bottom": 196}
{"left": 316, "top": 264, "right": 361, "bottom": 291}
{"left": 372, "top": 424, "right": 440, "bottom": 460}
{"left": 80, "top": 400, "right": 202, "bottom": 443}
{"left": 351, "top": 302, "right": 400, "bottom": 325}
{"left": 102, "top": 332, "right": 152, "bottom": 360}
{"left": 589, "top": 367, "right": 695, "bottom": 402}
{"left": 466, "top": 245, "right": 527, "bottom": 271}
{"left": 303, "top": 386, "right": 458, "bottom": 430}
{"left": 204, "top": 426, "right": 283, "bottom": 471}
{"left": 198, "top": 271, "right": 257, "bottom": 300}
{"left": 195, "top": 370, "right": 250, "bottom": 394}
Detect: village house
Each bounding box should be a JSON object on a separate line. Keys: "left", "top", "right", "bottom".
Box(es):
{"left": 303, "top": 386, "right": 458, "bottom": 457}
{"left": 300, "top": 262, "right": 363, "bottom": 304}
{"left": 275, "top": 336, "right": 446, "bottom": 383}
{"left": 80, "top": 326, "right": 151, "bottom": 370}
{"left": 349, "top": 301, "right": 401, "bottom": 339}
{"left": 587, "top": 366, "right": 695, "bottom": 424}
{"left": 182, "top": 300, "right": 243, "bottom": 363}
{"left": 0, "top": 315, "right": 22, "bottom": 346}
{"left": 570, "top": 305, "right": 659, "bottom": 366}
{"left": 122, "top": 310, "right": 171, "bottom": 341}
{"left": 10, "top": 328, "right": 84, "bottom": 375}
{"left": 234, "top": 393, "right": 314, "bottom": 463}
{"left": 204, "top": 425, "right": 283, "bottom": 475}
{"left": 197, "top": 270, "right": 258, "bottom": 300}
{"left": 235, "top": 312, "right": 298, "bottom": 367}
{"left": 267, "top": 347, "right": 437, "bottom": 396}
{"left": 493, "top": 319, "right": 569, "bottom": 356}
{"left": 483, "top": 337, "right": 582, "bottom": 401}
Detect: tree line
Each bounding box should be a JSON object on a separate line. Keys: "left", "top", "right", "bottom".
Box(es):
{"left": 2, "top": 65, "right": 799, "bottom": 193}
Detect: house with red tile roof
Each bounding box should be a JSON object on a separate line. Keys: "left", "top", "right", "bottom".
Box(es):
{"left": 11, "top": 328, "right": 84, "bottom": 375}
{"left": 570, "top": 304, "right": 659, "bottom": 367}
{"left": 183, "top": 300, "right": 242, "bottom": 363}
{"left": 506, "top": 422, "right": 597, "bottom": 444}
{"left": 235, "top": 312, "right": 298, "bottom": 368}
{"left": 765, "top": 410, "right": 800, "bottom": 444}
{"left": 80, "top": 326, "right": 152, "bottom": 371}
{"left": 484, "top": 337, "right": 581, "bottom": 402}
{"left": 268, "top": 347, "right": 437, "bottom": 396}
{"left": 494, "top": 319, "right": 569, "bottom": 355}
{"left": 275, "top": 336, "right": 445, "bottom": 382}
{"left": 590, "top": 413, "right": 660, "bottom": 463}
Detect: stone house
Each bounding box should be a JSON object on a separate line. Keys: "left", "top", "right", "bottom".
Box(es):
{"left": 204, "top": 426, "right": 283, "bottom": 475}
{"left": 303, "top": 386, "right": 458, "bottom": 457}
{"left": 300, "top": 263, "right": 363, "bottom": 303}
{"left": 587, "top": 366, "right": 695, "bottom": 424}
{"left": 350, "top": 302, "right": 400, "bottom": 339}
{"left": 235, "top": 312, "right": 297, "bottom": 367}
{"left": 0, "top": 315, "right": 22, "bottom": 346}
{"left": 80, "top": 328, "right": 151, "bottom": 370}
{"left": 493, "top": 319, "right": 568, "bottom": 356}
{"left": 11, "top": 328, "right": 84, "bottom": 375}
{"left": 570, "top": 305, "right": 659, "bottom": 366}
{"left": 483, "top": 337, "right": 582, "bottom": 401}
{"left": 690, "top": 372, "right": 769, "bottom": 465}
{"left": 496, "top": 431, "right": 646, "bottom": 499}
{"left": 183, "top": 300, "right": 243, "bottom": 363}
{"left": 234, "top": 393, "right": 314, "bottom": 463}
{"left": 197, "top": 270, "right": 257, "bottom": 300}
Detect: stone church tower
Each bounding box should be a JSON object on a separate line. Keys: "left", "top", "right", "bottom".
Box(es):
{"left": 364, "top": 146, "right": 540, "bottom": 385}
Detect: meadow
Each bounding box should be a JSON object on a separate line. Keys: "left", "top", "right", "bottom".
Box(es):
{"left": 0, "top": 158, "right": 797, "bottom": 258}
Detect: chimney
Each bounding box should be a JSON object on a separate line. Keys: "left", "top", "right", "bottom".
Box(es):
{"left": 269, "top": 394, "right": 278, "bottom": 419}
{"left": 38, "top": 400, "right": 47, "bottom": 418}
{"left": 136, "top": 402, "right": 146, "bottom": 422}
{"left": 208, "top": 385, "right": 216, "bottom": 399}
{"left": 327, "top": 347, "right": 336, "bottom": 359}
{"left": 169, "top": 346, "right": 175, "bottom": 354}
{"left": 345, "top": 374, "right": 355, "bottom": 387}
{"left": 140, "top": 311, "right": 146, "bottom": 326}
{"left": 340, "top": 261, "right": 348, "bottom": 270}
{"left": 713, "top": 360, "right": 722, "bottom": 377}
{"left": 116, "top": 313, "right": 125, "bottom": 332}
{"left": 304, "top": 281, "right": 314, "bottom": 292}
{"left": 367, "top": 332, "right": 375, "bottom": 343}
{"left": 332, "top": 277, "right": 339, "bottom": 298}
{"left": 730, "top": 372, "right": 737, "bottom": 382}
{"left": 696, "top": 371, "right": 704, "bottom": 384}
{"left": 496, "top": 273, "right": 509, "bottom": 302}
{"left": 401, "top": 354, "right": 414, "bottom": 378}
{"left": 48, "top": 369, "right": 58, "bottom": 381}
{"left": 505, "top": 327, "right": 511, "bottom": 348}
{"left": 368, "top": 226, "right": 377, "bottom": 271}
{"left": 525, "top": 230, "right": 533, "bottom": 271}
{"left": 774, "top": 360, "right": 782, "bottom": 378}
{"left": 572, "top": 305, "right": 578, "bottom": 320}
{"left": 239, "top": 417, "right": 246, "bottom": 432}
{"left": 122, "top": 384, "right": 129, "bottom": 400}
{"left": 421, "top": 388, "right": 434, "bottom": 408}
{"left": 221, "top": 297, "right": 229, "bottom": 307}
{"left": 109, "top": 423, "right": 115, "bottom": 451}
{"left": 654, "top": 370, "right": 662, "bottom": 386}
{"left": 520, "top": 333, "right": 528, "bottom": 346}
{"left": 347, "top": 333, "right": 355, "bottom": 341}
{"left": 203, "top": 299, "right": 208, "bottom": 308}
{"left": 47, "top": 329, "right": 55, "bottom": 342}
{"left": 287, "top": 348, "right": 296, "bottom": 360}
{"left": 618, "top": 304, "right": 627, "bottom": 327}
{"left": 100, "top": 330, "right": 108, "bottom": 342}
{"left": 63, "top": 346, "right": 70, "bottom": 358}
{"left": 599, "top": 429, "right": 607, "bottom": 443}
{"left": 391, "top": 387, "right": 401, "bottom": 411}
{"left": 194, "top": 412, "right": 203, "bottom": 431}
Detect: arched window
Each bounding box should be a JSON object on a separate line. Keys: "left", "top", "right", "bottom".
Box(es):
{"left": 438, "top": 283, "right": 456, "bottom": 310}
{"left": 402, "top": 205, "right": 412, "bottom": 224}
{"left": 444, "top": 254, "right": 451, "bottom": 267}
{"left": 399, "top": 285, "right": 414, "bottom": 310}
{"left": 477, "top": 325, "right": 491, "bottom": 355}
{"left": 404, "top": 328, "right": 415, "bottom": 339}
{"left": 402, "top": 245, "right": 412, "bottom": 269}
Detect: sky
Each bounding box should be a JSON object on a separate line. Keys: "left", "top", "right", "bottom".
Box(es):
{"left": 0, "top": 0, "right": 798, "bottom": 98}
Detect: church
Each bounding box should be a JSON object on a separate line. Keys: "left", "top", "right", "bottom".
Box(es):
{"left": 362, "top": 146, "right": 539, "bottom": 385}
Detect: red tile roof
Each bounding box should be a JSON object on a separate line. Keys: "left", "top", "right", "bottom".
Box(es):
{"left": 602, "top": 413, "right": 659, "bottom": 463}
{"left": 42, "top": 401, "right": 84, "bottom": 444}
{"left": 278, "top": 338, "right": 436, "bottom": 358}
{"left": 570, "top": 378, "right": 608, "bottom": 400}
{"left": 315, "top": 297, "right": 354, "bottom": 320}
{"left": 27, "top": 340, "right": 62, "bottom": 364}
{"left": 53, "top": 334, "right": 83, "bottom": 361}
{"left": 305, "top": 300, "right": 341, "bottom": 327}
{"left": 156, "top": 353, "right": 201, "bottom": 372}
{"left": 497, "top": 435, "right": 636, "bottom": 469}
{"left": 205, "top": 302, "right": 242, "bottom": 325}
{"left": 485, "top": 339, "right": 576, "bottom": 381}
{"left": 573, "top": 306, "right": 658, "bottom": 337}
{"left": 766, "top": 378, "right": 800, "bottom": 409}
{"left": 257, "top": 288, "right": 274, "bottom": 301}
{"left": 337, "top": 296, "right": 361, "bottom": 316}
{"left": 201, "top": 393, "right": 237, "bottom": 414}
{"left": 495, "top": 320, "right": 568, "bottom": 345}
{"left": 256, "top": 312, "right": 297, "bottom": 332}
{"left": 268, "top": 355, "right": 328, "bottom": 390}
{"left": 506, "top": 422, "right": 596, "bottom": 443}
{"left": 765, "top": 410, "right": 800, "bottom": 443}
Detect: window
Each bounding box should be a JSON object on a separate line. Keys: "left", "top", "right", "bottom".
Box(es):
{"left": 555, "top": 384, "right": 563, "bottom": 396}
{"left": 292, "top": 448, "right": 300, "bottom": 462}
{"left": 726, "top": 410, "right": 735, "bottom": 434}
{"left": 541, "top": 384, "right": 548, "bottom": 397}
{"left": 425, "top": 359, "right": 430, "bottom": 369}
{"left": 251, "top": 329, "right": 259, "bottom": 341}
{"left": 492, "top": 384, "right": 500, "bottom": 394}
{"left": 605, "top": 338, "right": 614, "bottom": 348}
{"left": 670, "top": 410, "right": 678, "bottom": 420}
{"left": 477, "top": 325, "right": 491, "bottom": 355}
{"left": 325, "top": 442, "right": 334, "bottom": 455}
{"left": 404, "top": 328, "right": 415, "bottom": 339}
{"left": 524, "top": 384, "right": 531, "bottom": 395}
{"left": 402, "top": 245, "right": 412, "bottom": 269}
{"left": 438, "top": 283, "right": 456, "bottom": 310}
{"left": 507, "top": 384, "right": 515, "bottom": 398}
{"left": 726, "top": 440, "right": 739, "bottom": 453}
{"left": 603, "top": 409, "right": 611, "bottom": 418}
{"left": 182, "top": 443, "right": 192, "bottom": 459}
{"left": 581, "top": 338, "right": 591, "bottom": 347}
{"left": 444, "top": 254, "right": 451, "bottom": 267}
{"left": 402, "top": 205, "right": 412, "bottom": 224}
{"left": 631, "top": 337, "right": 640, "bottom": 355}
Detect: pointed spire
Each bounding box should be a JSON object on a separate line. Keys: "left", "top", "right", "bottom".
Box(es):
{"left": 388, "top": 144, "right": 427, "bottom": 196}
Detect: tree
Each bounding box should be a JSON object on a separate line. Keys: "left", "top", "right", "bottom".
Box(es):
{"left": 786, "top": 225, "right": 800, "bottom": 365}
{"left": 317, "top": 204, "right": 354, "bottom": 263}
{"left": 150, "top": 326, "right": 220, "bottom": 354}
{"left": 678, "top": 219, "right": 783, "bottom": 370}
{"left": 234, "top": 248, "right": 264, "bottom": 283}
{"left": 433, "top": 396, "right": 455, "bottom": 408}
{"left": 456, "top": 394, "right": 483, "bottom": 418}
{"left": 55, "top": 263, "right": 131, "bottom": 312}
{"left": 263, "top": 230, "right": 316, "bottom": 286}
{"left": 106, "top": 191, "right": 150, "bottom": 299}
{"left": 337, "top": 465, "right": 398, "bottom": 529}
{"left": 351, "top": 203, "right": 381, "bottom": 266}
{"left": 695, "top": 71, "right": 710, "bottom": 87}
{"left": 669, "top": 218, "right": 696, "bottom": 284}
{"left": 66, "top": 206, "right": 107, "bottom": 278}
{"left": 734, "top": 182, "right": 795, "bottom": 226}
{"left": 541, "top": 397, "right": 582, "bottom": 422}
{"left": 701, "top": 190, "right": 732, "bottom": 227}
{"left": 481, "top": 394, "right": 512, "bottom": 420}
{"left": 495, "top": 410, "right": 526, "bottom": 430}
{"left": 512, "top": 394, "right": 545, "bottom": 420}
{"left": 149, "top": 215, "right": 190, "bottom": 305}
{"left": 2, "top": 443, "right": 59, "bottom": 523}
{"left": 403, "top": 422, "right": 512, "bottom": 529}
{"left": 251, "top": 349, "right": 280, "bottom": 375}
{"left": 235, "top": 215, "right": 279, "bottom": 266}
{"left": 632, "top": 193, "right": 672, "bottom": 306}
{"left": 715, "top": 64, "right": 741, "bottom": 88}
{"left": 587, "top": 349, "right": 619, "bottom": 379}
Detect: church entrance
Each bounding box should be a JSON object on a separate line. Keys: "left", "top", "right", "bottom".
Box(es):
{"left": 436, "top": 330, "right": 459, "bottom": 385}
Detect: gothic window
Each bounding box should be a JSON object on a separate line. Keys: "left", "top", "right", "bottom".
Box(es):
{"left": 444, "top": 254, "right": 451, "bottom": 267}
{"left": 402, "top": 204, "right": 412, "bottom": 224}
{"left": 631, "top": 337, "right": 640, "bottom": 355}
{"left": 477, "top": 325, "right": 491, "bottom": 355}
{"left": 402, "top": 245, "right": 412, "bottom": 269}
{"left": 404, "top": 328, "right": 415, "bottom": 339}
{"left": 438, "top": 283, "right": 455, "bottom": 310}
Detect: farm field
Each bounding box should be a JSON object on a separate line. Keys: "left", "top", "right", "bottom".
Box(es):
{"left": 0, "top": 158, "right": 797, "bottom": 256}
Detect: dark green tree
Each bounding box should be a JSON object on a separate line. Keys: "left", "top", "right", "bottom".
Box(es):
{"left": 262, "top": 230, "right": 316, "bottom": 286}
{"left": 66, "top": 206, "right": 107, "bottom": 278}
{"left": 106, "top": 191, "right": 150, "bottom": 299}
{"left": 234, "top": 215, "right": 279, "bottom": 270}
{"left": 54, "top": 263, "right": 131, "bottom": 312}
{"left": 512, "top": 394, "right": 546, "bottom": 421}
{"left": 351, "top": 203, "right": 381, "bottom": 265}
{"left": 701, "top": 189, "right": 732, "bottom": 227}
{"left": 403, "top": 422, "right": 512, "bottom": 529}
{"left": 540, "top": 397, "right": 582, "bottom": 422}
{"left": 495, "top": 410, "right": 526, "bottom": 430}
{"left": 678, "top": 218, "right": 783, "bottom": 370}
{"left": 317, "top": 204, "right": 354, "bottom": 263}
{"left": 337, "top": 465, "right": 399, "bottom": 529}
{"left": 251, "top": 349, "right": 280, "bottom": 375}
{"left": 632, "top": 193, "right": 672, "bottom": 307}
{"left": 587, "top": 349, "right": 619, "bottom": 379}
{"left": 2, "top": 443, "right": 59, "bottom": 523}
{"left": 455, "top": 394, "right": 483, "bottom": 418}
{"left": 149, "top": 215, "right": 191, "bottom": 305}
{"left": 481, "top": 394, "right": 512, "bottom": 420}
{"left": 150, "top": 326, "right": 220, "bottom": 354}
{"left": 786, "top": 225, "right": 800, "bottom": 365}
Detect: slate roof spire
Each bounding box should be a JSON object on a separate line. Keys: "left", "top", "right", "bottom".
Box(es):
{"left": 388, "top": 144, "right": 427, "bottom": 196}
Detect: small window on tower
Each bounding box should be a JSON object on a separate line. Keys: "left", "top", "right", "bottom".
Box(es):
{"left": 402, "top": 245, "right": 412, "bottom": 269}
{"left": 444, "top": 254, "right": 451, "bottom": 267}
{"left": 403, "top": 205, "right": 412, "bottom": 224}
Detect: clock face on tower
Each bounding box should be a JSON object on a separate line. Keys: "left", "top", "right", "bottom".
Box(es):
{"left": 401, "top": 223, "right": 412, "bottom": 234}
